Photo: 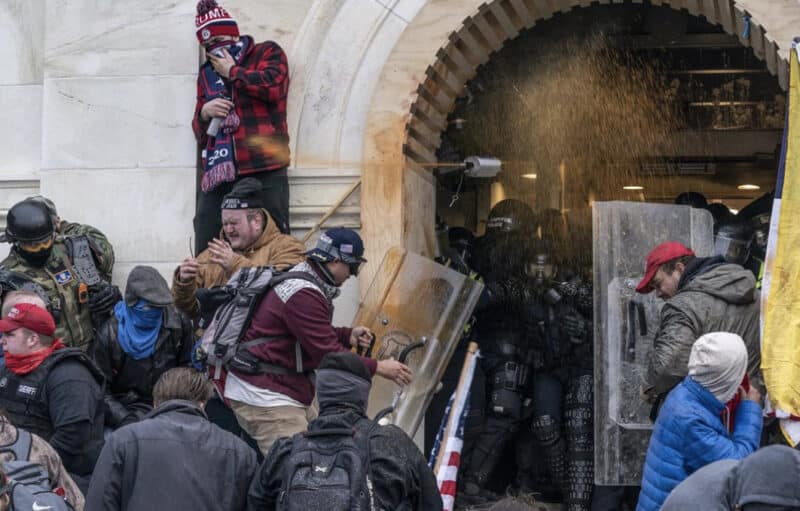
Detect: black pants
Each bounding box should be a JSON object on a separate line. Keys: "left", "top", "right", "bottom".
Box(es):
{"left": 194, "top": 168, "right": 290, "bottom": 255}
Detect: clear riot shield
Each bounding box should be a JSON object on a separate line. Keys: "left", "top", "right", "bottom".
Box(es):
{"left": 354, "top": 247, "right": 484, "bottom": 436}
{"left": 594, "top": 202, "right": 713, "bottom": 485}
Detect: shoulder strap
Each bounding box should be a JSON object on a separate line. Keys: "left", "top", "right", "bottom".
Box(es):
{"left": 268, "top": 271, "right": 321, "bottom": 289}
{"left": 0, "top": 428, "right": 32, "bottom": 461}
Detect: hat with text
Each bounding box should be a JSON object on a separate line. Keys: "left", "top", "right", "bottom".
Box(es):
{"left": 0, "top": 303, "right": 56, "bottom": 337}
{"left": 195, "top": 0, "right": 239, "bottom": 43}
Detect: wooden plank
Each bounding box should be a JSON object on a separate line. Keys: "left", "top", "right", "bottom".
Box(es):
{"left": 402, "top": 137, "right": 437, "bottom": 166}
{"left": 412, "top": 93, "right": 449, "bottom": 130}
{"left": 444, "top": 37, "right": 480, "bottom": 71}
{"left": 456, "top": 25, "right": 492, "bottom": 65}
{"left": 750, "top": 22, "right": 766, "bottom": 61}
{"left": 778, "top": 56, "right": 789, "bottom": 92}
{"left": 508, "top": 0, "right": 535, "bottom": 28}
{"left": 715, "top": 0, "right": 736, "bottom": 35}
{"left": 486, "top": 2, "right": 521, "bottom": 39}
{"left": 436, "top": 48, "right": 472, "bottom": 83}
{"left": 422, "top": 75, "right": 458, "bottom": 114}
{"left": 530, "top": 0, "right": 554, "bottom": 20}
{"left": 410, "top": 102, "right": 448, "bottom": 132}
{"left": 472, "top": 14, "right": 504, "bottom": 51}
{"left": 550, "top": 0, "right": 574, "bottom": 13}
{"left": 765, "top": 39, "right": 779, "bottom": 76}
{"left": 407, "top": 117, "right": 441, "bottom": 149}
{"left": 685, "top": 0, "right": 701, "bottom": 16}
{"left": 427, "top": 64, "right": 461, "bottom": 99}
{"left": 407, "top": 125, "right": 439, "bottom": 153}
{"left": 733, "top": 9, "right": 750, "bottom": 47}
{"left": 403, "top": 158, "right": 436, "bottom": 186}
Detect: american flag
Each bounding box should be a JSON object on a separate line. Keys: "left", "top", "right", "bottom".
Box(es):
{"left": 429, "top": 349, "right": 479, "bottom": 511}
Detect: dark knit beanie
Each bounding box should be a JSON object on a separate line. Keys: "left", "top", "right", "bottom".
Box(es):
{"left": 318, "top": 351, "right": 372, "bottom": 382}
{"left": 220, "top": 178, "right": 265, "bottom": 210}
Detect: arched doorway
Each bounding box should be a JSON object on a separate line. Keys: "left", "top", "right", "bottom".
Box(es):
{"left": 360, "top": 0, "right": 792, "bottom": 276}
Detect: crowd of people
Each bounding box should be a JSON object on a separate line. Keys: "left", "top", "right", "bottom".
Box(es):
{"left": 0, "top": 0, "right": 794, "bottom": 510}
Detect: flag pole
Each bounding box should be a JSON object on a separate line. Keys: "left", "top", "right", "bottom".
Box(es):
{"left": 434, "top": 341, "right": 479, "bottom": 477}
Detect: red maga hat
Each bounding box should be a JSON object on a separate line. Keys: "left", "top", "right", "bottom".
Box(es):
{"left": 0, "top": 303, "right": 56, "bottom": 337}
{"left": 635, "top": 241, "right": 695, "bottom": 294}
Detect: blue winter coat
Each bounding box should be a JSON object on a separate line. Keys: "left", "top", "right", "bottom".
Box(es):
{"left": 636, "top": 377, "right": 762, "bottom": 511}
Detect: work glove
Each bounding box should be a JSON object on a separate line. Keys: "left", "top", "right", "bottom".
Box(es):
{"left": 88, "top": 283, "right": 122, "bottom": 325}
{"left": 561, "top": 311, "right": 588, "bottom": 342}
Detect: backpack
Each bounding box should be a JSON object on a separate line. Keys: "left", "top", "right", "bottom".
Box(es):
{"left": 0, "top": 429, "right": 73, "bottom": 511}
{"left": 278, "top": 423, "right": 377, "bottom": 511}
{"left": 0, "top": 429, "right": 50, "bottom": 490}
{"left": 6, "top": 481, "right": 73, "bottom": 511}
{"left": 199, "top": 266, "right": 319, "bottom": 380}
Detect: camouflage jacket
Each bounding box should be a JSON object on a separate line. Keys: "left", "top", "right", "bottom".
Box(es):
{"left": 0, "top": 418, "right": 85, "bottom": 510}
{"left": 0, "top": 224, "right": 115, "bottom": 349}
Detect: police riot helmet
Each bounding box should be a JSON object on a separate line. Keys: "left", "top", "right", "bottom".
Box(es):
{"left": 486, "top": 199, "right": 534, "bottom": 234}
{"left": 5, "top": 200, "right": 55, "bottom": 243}
{"left": 714, "top": 220, "right": 753, "bottom": 265}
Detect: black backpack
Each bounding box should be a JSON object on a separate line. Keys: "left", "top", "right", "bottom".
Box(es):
{"left": 278, "top": 424, "right": 377, "bottom": 511}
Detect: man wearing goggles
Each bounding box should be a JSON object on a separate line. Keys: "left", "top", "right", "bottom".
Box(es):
{"left": 223, "top": 227, "right": 412, "bottom": 455}
{"left": 0, "top": 199, "right": 118, "bottom": 350}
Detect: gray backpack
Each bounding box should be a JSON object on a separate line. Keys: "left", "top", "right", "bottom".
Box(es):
{"left": 0, "top": 429, "right": 72, "bottom": 511}
{"left": 199, "top": 266, "right": 318, "bottom": 380}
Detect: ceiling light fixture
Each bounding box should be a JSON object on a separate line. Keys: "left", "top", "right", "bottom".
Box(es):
{"left": 521, "top": 173, "right": 537, "bottom": 179}
{"left": 737, "top": 184, "right": 761, "bottom": 191}
{"left": 623, "top": 185, "right": 644, "bottom": 190}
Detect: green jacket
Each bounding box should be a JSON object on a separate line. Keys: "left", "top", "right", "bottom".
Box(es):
{"left": 1, "top": 224, "right": 114, "bottom": 349}
{"left": 646, "top": 261, "right": 761, "bottom": 395}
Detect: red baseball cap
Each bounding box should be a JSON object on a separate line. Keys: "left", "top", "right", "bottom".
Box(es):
{"left": 635, "top": 241, "right": 696, "bottom": 294}
{"left": 0, "top": 303, "right": 56, "bottom": 337}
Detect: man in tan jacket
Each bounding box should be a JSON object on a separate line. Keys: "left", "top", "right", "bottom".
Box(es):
{"left": 172, "top": 178, "right": 305, "bottom": 321}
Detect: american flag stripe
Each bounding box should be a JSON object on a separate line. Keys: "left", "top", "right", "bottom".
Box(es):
{"left": 430, "top": 348, "right": 479, "bottom": 511}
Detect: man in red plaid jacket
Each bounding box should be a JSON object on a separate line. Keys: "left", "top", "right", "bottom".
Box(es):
{"left": 192, "top": 0, "right": 291, "bottom": 254}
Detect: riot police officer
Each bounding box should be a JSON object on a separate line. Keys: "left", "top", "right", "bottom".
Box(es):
{"left": 458, "top": 199, "right": 538, "bottom": 504}
{"left": 523, "top": 209, "right": 595, "bottom": 511}
{"left": 0, "top": 199, "right": 118, "bottom": 349}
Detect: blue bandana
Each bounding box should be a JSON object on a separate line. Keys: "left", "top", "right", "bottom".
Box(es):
{"left": 114, "top": 299, "right": 163, "bottom": 360}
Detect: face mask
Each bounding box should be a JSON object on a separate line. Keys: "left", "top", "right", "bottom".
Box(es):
{"left": 15, "top": 245, "right": 52, "bottom": 267}
{"left": 205, "top": 40, "right": 236, "bottom": 58}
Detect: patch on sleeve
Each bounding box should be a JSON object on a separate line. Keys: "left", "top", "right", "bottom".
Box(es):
{"left": 54, "top": 270, "right": 73, "bottom": 285}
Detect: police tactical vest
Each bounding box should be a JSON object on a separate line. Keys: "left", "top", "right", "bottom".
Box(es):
{"left": 0, "top": 348, "right": 103, "bottom": 441}
{"left": 0, "top": 235, "right": 105, "bottom": 349}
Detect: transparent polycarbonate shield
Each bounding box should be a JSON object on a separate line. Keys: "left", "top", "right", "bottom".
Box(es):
{"left": 354, "top": 247, "right": 484, "bottom": 436}
{"left": 594, "top": 202, "right": 713, "bottom": 486}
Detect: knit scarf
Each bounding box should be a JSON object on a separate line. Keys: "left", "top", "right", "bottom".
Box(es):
{"left": 4, "top": 339, "right": 66, "bottom": 375}
{"left": 114, "top": 299, "right": 163, "bottom": 360}
{"left": 199, "top": 38, "right": 249, "bottom": 192}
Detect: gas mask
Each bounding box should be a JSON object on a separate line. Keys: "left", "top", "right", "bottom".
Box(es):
{"left": 526, "top": 253, "right": 555, "bottom": 287}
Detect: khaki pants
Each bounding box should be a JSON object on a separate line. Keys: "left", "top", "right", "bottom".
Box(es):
{"left": 229, "top": 400, "right": 317, "bottom": 455}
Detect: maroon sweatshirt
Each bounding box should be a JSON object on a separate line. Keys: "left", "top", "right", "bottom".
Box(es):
{"left": 231, "top": 262, "right": 377, "bottom": 405}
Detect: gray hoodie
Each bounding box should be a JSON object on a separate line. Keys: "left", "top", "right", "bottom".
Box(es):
{"left": 662, "top": 445, "right": 800, "bottom": 510}
{"left": 646, "top": 260, "right": 761, "bottom": 395}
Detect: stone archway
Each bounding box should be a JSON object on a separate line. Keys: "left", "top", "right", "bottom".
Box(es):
{"left": 360, "top": 0, "right": 798, "bottom": 286}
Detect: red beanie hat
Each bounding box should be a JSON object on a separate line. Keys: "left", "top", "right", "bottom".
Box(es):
{"left": 195, "top": 0, "right": 240, "bottom": 43}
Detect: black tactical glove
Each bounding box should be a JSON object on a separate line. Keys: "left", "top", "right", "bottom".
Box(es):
{"left": 561, "top": 311, "right": 588, "bottom": 342}
{"left": 88, "top": 283, "right": 122, "bottom": 321}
